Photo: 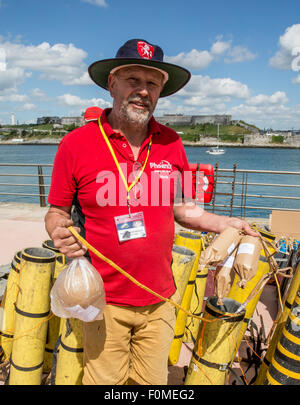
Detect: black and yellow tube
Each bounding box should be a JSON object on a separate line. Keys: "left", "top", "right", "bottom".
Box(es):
{"left": 0, "top": 251, "right": 22, "bottom": 361}
{"left": 171, "top": 245, "right": 196, "bottom": 306}
{"left": 9, "top": 247, "right": 56, "bottom": 385}
{"left": 169, "top": 232, "right": 202, "bottom": 364}
{"left": 227, "top": 255, "right": 271, "bottom": 349}
{"left": 227, "top": 230, "right": 276, "bottom": 351}
{"left": 264, "top": 288, "right": 300, "bottom": 385}
{"left": 184, "top": 265, "right": 208, "bottom": 344}
{"left": 54, "top": 317, "right": 84, "bottom": 385}
{"left": 184, "top": 297, "right": 245, "bottom": 385}
{"left": 256, "top": 260, "right": 300, "bottom": 384}
{"left": 184, "top": 233, "right": 214, "bottom": 343}
{"left": 42, "top": 239, "right": 60, "bottom": 254}
{"left": 43, "top": 254, "right": 72, "bottom": 374}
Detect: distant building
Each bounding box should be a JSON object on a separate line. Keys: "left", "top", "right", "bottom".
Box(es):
{"left": 11, "top": 113, "right": 15, "bottom": 126}
{"left": 154, "top": 114, "right": 232, "bottom": 126}
{"left": 37, "top": 116, "right": 60, "bottom": 125}
{"left": 60, "top": 116, "right": 84, "bottom": 126}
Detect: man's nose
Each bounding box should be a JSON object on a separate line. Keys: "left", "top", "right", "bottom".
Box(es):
{"left": 134, "top": 80, "right": 150, "bottom": 97}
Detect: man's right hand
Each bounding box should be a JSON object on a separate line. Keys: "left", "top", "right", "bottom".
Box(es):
{"left": 45, "top": 205, "right": 88, "bottom": 258}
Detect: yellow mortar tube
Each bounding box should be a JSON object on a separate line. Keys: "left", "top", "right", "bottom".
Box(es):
{"left": 227, "top": 253, "right": 271, "bottom": 350}
{"left": 184, "top": 297, "right": 245, "bottom": 385}
{"left": 168, "top": 244, "right": 196, "bottom": 365}
{"left": 183, "top": 265, "right": 208, "bottom": 344}
{"left": 9, "top": 247, "right": 56, "bottom": 385}
{"left": 264, "top": 288, "right": 300, "bottom": 385}
{"left": 172, "top": 232, "right": 203, "bottom": 348}
{"left": 42, "top": 239, "right": 60, "bottom": 254}
{"left": 43, "top": 254, "right": 72, "bottom": 374}
{"left": 255, "top": 259, "right": 300, "bottom": 384}
{"left": 227, "top": 229, "right": 276, "bottom": 351}
{"left": 0, "top": 251, "right": 22, "bottom": 361}
{"left": 54, "top": 317, "right": 84, "bottom": 385}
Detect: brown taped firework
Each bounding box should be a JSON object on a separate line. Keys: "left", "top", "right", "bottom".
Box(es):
{"left": 214, "top": 250, "right": 237, "bottom": 306}
{"left": 199, "top": 226, "right": 243, "bottom": 270}
{"left": 233, "top": 235, "right": 262, "bottom": 288}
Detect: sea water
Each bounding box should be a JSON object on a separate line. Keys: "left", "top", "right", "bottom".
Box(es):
{"left": 0, "top": 144, "right": 299, "bottom": 218}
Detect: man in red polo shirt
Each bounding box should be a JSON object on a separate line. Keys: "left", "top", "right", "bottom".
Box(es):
{"left": 45, "top": 39, "right": 257, "bottom": 385}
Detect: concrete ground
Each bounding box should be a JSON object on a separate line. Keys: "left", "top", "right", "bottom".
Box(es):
{"left": 0, "top": 202, "right": 49, "bottom": 266}
{"left": 0, "top": 202, "right": 275, "bottom": 385}
{"left": 0, "top": 202, "right": 269, "bottom": 267}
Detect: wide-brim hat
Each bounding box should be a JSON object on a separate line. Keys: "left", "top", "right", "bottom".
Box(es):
{"left": 88, "top": 39, "right": 191, "bottom": 98}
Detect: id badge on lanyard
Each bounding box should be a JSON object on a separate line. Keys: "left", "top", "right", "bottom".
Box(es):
{"left": 98, "top": 117, "right": 150, "bottom": 243}
{"left": 114, "top": 212, "right": 146, "bottom": 242}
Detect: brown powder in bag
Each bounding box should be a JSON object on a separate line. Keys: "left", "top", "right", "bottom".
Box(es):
{"left": 199, "top": 226, "right": 243, "bottom": 269}
{"left": 55, "top": 257, "right": 105, "bottom": 308}
{"left": 233, "top": 235, "right": 262, "bottom": 288}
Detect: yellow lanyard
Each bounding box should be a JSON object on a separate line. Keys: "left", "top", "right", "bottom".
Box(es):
{"left": 98, "top": 117, "right": 152, "bottom": 215}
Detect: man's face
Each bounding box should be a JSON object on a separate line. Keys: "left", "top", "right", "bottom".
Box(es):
{"left": 108, "top": 66, "right": 164, "bottom": 126}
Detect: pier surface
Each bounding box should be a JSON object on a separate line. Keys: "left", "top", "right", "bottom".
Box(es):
{"left": 0, "top": 201, "right": 269, "bottom": 267}
{"left": 0, "top": 202, "right": 275, "bottom": 385}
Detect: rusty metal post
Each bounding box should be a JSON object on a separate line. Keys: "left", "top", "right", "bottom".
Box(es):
{"left": 38, "top": 165, "right": 46, "bottom": 207}
{"left": 229, "top": 164, "right": 237, "bottom": 217}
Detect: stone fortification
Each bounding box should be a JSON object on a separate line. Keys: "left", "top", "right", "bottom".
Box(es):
{"left": 155, "top": 114, "right": 232, "bottom": 126}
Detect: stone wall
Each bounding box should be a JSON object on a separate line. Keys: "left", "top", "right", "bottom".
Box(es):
{"left": 243, "top": 134, "right": 300, "bottom": 146}
{"left": 155, "top": 114, "right": 232, "bottom": 126}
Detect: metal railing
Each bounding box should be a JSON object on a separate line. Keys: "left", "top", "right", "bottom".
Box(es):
{"left": 205, "top": 163, "right": 300, "bottom": 218}
{"left": 0, "top": 163, "right": 299, "bottom": 218}
{"left": 0, "top": 163, "right": 52, "bottom": 207}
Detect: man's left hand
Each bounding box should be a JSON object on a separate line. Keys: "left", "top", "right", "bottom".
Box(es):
{"left": 224, "top": 217, "right": 260, "bottom": 237}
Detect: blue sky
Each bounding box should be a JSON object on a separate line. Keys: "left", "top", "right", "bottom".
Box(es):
{"left": 0, "top": 0, "right": 300, "bottom": 129}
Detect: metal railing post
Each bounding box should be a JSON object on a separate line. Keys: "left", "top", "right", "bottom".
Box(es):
{"left": 230, "top": 163, "right": 237, "bottom": 217}
{"left": 211, "top": 163, "right": 218, "bottom": 213}
{"left": 37, "top": 165, "right": 46, "bottom": 207}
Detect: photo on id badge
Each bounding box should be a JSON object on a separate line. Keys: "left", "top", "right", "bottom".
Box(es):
{"left": 114, "top": 212, "right": 147, "bottom": 242}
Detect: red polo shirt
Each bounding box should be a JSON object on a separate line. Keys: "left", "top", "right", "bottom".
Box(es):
{"left": 48, "top": 109, "right": 192, "bottom": 306}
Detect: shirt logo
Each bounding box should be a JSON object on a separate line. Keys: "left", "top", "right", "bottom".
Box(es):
{"left": 150, "top": 160, "right": 173, "bottom": 179}
{"left": 137, "top": 41, "right": 154, "bottom": 60}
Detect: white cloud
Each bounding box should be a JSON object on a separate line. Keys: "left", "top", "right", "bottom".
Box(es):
{"left": 0, "top": 39, "right": 92, "bottom": 86}
{"left": 30, "top": 88, "right": 48, "bottom": 100}
{"left": 224, "top": 46, "right": 256, "bottom": 63}
{"left": 0, "top": 93, "right": 28, "bottom": 102}
{"left": 0, "top": 67, "right": 31, "bottom": 92}
{"left": 210, "top": 38, "right": 231, "bottom": 56}
{"left": 270, "top": 24, "right": 300, "bottom": 76}
{"left": 165, "top": 49, "right": 213, "bottom": 70}
{"left": 246, "top": 91, "right": 288, "bottom": 106}
{"left": 227, "top": 99, "right": 300, "bottom": 130}
{"left": 15, "top": 103, "right": 36, "bottom": 111}
{"left": 57, "top": 93, "right": 111, "bottom": 110}
{"left": 81, "top": 0, "right": 108, "bottom": 7}
{"left": 292, "top": 73, "right": 300, "bottom": 84}
{"left": 165, "top": 37, "right": 255, "bottom": 70}
{"left": 178, "top": 75, "right": 251, "bottom": 99}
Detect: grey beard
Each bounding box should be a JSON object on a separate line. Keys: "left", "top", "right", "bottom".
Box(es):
{"left": 120, "top": 100, "right": 152, "bottom": 126}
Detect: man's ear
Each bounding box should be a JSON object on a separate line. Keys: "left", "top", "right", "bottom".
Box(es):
{"left": 107, "top": 73, "right": 115, "bottom": 98}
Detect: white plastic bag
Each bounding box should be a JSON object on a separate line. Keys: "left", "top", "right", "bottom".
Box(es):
{"left": 50, "top": 256, "right": 106, "bottom": 322}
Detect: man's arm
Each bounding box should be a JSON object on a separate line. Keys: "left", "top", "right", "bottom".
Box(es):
{"left": 173, "top": 202, "right": 259, "bottom": 236}
{"left": 45, "top": 205, "right": 87, "bottom": 258}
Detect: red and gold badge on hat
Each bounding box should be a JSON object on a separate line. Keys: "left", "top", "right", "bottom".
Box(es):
{"left": 137, "top": 41, "right": 154, "bottom": 60}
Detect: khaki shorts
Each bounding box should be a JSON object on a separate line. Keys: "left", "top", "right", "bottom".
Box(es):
{"left": 81, "top": 300, "right": 176, "bottom": 385}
